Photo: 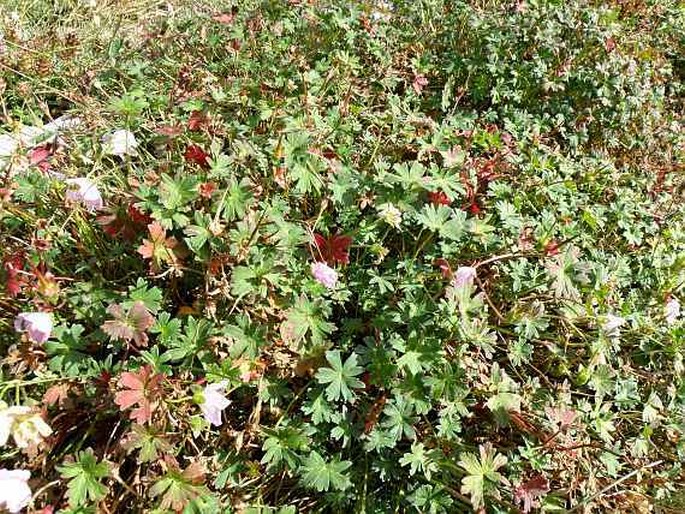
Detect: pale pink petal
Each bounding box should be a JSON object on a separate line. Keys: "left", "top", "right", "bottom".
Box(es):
{"left": 14, "top": 312, "right": 53, "bottom": 343}
{"left": 200, "top": 381, "right": 230, "bottom": 427}
{"left": 0, "top": 469, "right": 32, "bottom": 513}
{"left": 65, "top": 178, "right": 103, "bottom": 211}
{"left": 452, "top": 266, "right": 477, "bottom": 289}
{"left": 666, "top": 298, "right": 680, "bottom": 326}
{"left": 311, "top": 262, "right": 338, "bottom": 289}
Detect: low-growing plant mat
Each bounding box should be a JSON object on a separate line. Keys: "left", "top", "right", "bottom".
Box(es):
{"left": 0, "top": 0, "right": 684, "bottom": 512}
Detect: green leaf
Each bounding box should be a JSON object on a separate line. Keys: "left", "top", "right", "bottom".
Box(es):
{"left": 399, "top": 442, "right": 440, "bottom": 480}
{"left": 299, "top": 451, "right": 352, "bottom": 492}
{"left": 125, "top": 279, "right": 163, "bottom": 313}
{"left": 220, "top": 178, "right": 253, "bottom": 222}
{"left": 261, "top": 425, "right": 309, "bottom": 471}
{"left": 382, "top": 395, "right": 417, "bottom": 442}
{"left": 416, "top": 204, "right": 452, "bottom": 233}
{"left": 149, "top": 461, "right": 208, "bottom": 512}
{"left": 161, "top": 316, "right": 213, "bottom": 363}
{"left": 122, "top": 424, "right": 171, "bottom": 463}
{"left": 315, "top": 350, "right": 365, "bottom": 402}
{"left": 280, "top": 295, "right": 336, "bottom": 349}
{"left": 458, "top": 443, "right": 507, "bottom": 510}
{"left": 58, "top": 448, "right": 110, "bottom": 507}
{"left": 160, "top": 173, "right": 198, "bottom": 212}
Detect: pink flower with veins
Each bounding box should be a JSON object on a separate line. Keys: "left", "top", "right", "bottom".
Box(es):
{"left": 452, "top": 266, "right": 477, "bottom": 289}
{"left": 200, "top": 381, "right": 230, "bottom": 427}
{"left": 14, "top": 312, "right": 53, "bottom": 343}
{"left": 311, "top": 262, "right": 338, "bottom": 289}
{"left": 65, "top": 177, "right": 103, "bottom": 211}
{"left": 0, "top": 469, "right": 32, "bottom": 513}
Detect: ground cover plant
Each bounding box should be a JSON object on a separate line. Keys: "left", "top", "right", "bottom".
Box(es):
{"left": 0, "top": 0, "right": 684, "bottom": 512}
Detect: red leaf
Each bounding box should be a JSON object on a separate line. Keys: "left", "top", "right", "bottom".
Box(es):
{"left": 605, "top": 37, "right": 616, "bottom": 53}
{"left": 544, "top": 240, "right": 560, "bottom": 256}
{"left": 114, "top": 388, "right": 144, "bottom": 411}
{"left": 128, "top": 205, "right": 151, "bottom": 224}
{"left": 157, "top": 125, "right": 183, "bottom": 137}
{"left": 434, "top": 258, "right": 452, "bottom": 279}
{"left": 514, "top": 475, "right": 550, "bottom": 513}
{"left": 97, "top": 203, "right": 151, "bottom": 241}
{"left": 184, "top": 144, "right": 209, "bottom": 168}
{"left": 43, "top": 383, "right": 70, "bottom": 407}
{"left": 4, "top": 253, "right": 26, "bottom": 297}
{"left": 198, "top": 182, "right": 216, "bottom": 198}
{"left": 428, "top": 191, "right": 451, "bottom": 206}
{"left": 114, "top": 366, "right": 163, "bottom": 424}
{"left": 313, "top": 233, "right": 352, "bottom": 265}
{"left": 29, "top": 146, "right": 52, "bottom": 171}
{"left": 467, "top": 201, "right": 482, "bottom": 215}
{"left": 137, "top": 222, "right": 179, "bottom": 272}
{"left": 187, "top": 111, "right": 207, "bottom": 131}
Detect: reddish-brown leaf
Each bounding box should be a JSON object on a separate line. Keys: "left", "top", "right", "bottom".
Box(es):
{"left": 181, "top": 461, "right": 205, "bottom": 484}
{"left": 184, "top": 145, "right": 210, "bottom": 168}
{"left": 313, "top": 233, "right": 352, "bottom": 265}
{"left": 428, "top": 191, "right": 451, "bottom": 206}
{"left": 114, "top": 366, "right": 163, "bottom": 424}
{"left": 198, "top": 182, "right": 216, "bottom": 198}
{"left": 138, "top": 222, "right": 179, "bottom": 272}
{"left": 98, "top": 203, "right": 151, "bottom": 241}
{"left": 102, "top": 301, "right": 154, "bottom": 347}
{"left": 187, "top": 111, "right": 207, "bottom": 131}
{"left": 514, "top": 475, "right": 550, "bottom": 513}
{"left": 434, "top": 258, "right": 452, "bottom": 279}
{"left": 43, "top": 383, "right": 70, "bottom": 407}
{"left": 29, "top": 146, "right": 52, "bottom": 171}
{"left": 4, "top": 253, "right": 26, "bottom": 297}
{"left": 212, "top": 13, "right": 235, "bottom": 24}
{"left": 157, "top": 125, "right": 183, "bottom": 137}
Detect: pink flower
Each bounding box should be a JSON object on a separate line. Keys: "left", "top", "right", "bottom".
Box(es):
{"left": 311, "top": 262, "right": 338, "bottom": 289}
{"left": 452, "top": 266, "right": 477, "bottom": 289}
{"left": 666, "top": 297, "right": 680, "bottom": 325}
{"left": 65, "top": 178, "right": 103, "bottom": 211}
{"left": 200, "top": 381, "right": 230, "bottom": 426}
{"left": 14, "top": 312, "right": 53, "bottom": 343}
{"left": 0, "top": 469, "right": 31, "bottom": 513}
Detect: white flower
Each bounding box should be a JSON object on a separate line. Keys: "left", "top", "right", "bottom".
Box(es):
{"left": 311, "top": 262, "right": 338, "bottom": 289}
{"left": 14, "top": 312, "right": 53, "bottom": 344}
{"left": 42, "top": 115, "right": 82, "bottom": 135}
{"left": 0, "top": 469, "right": 32, "bottom": 513}
{"left": 13, "top": 415, "right": 53, "bottom": 449}
{"left": 102, "top": 129, "right": 138, "bottom": 157}
{"left": 200, "top": 381, "right": 230, "bottom": 427}
{"left": 65, "top": 177, "right": 104, "bottom": 211}
{"left": 0, "top": 134, "right": 18, "bottom": 170}
{"left": 0, "top": 404, "right": 28, "bottom": 446}
{"left": 371, "top": 0, "right": 394, "bottom": 20}
{"left": 666, "top": 297, "right": 680, "bottom": 326}
{"left": 0, "top": 134, "right": 18, "bottom": 157}
{"left": 602, "top": 314, "right": 626, "bottom": 338}
{"left": 0, "top": 402, "right": 52, "bottom": 448}
{"left": 378, "top": 203, "right": 402, "bottom": 228}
